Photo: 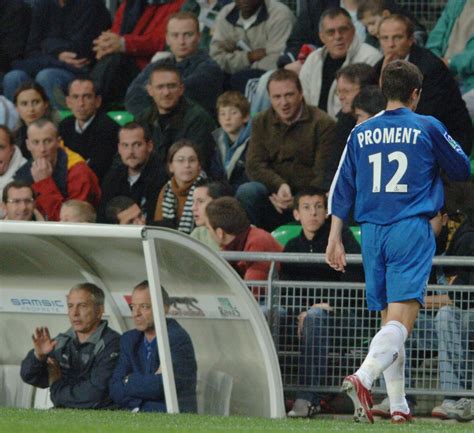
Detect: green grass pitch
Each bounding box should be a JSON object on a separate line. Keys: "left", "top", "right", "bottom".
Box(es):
{"left": 1, "top": 409, "right": 474, "bottom": 433}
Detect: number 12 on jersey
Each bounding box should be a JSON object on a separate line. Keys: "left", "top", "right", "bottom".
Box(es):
{"left": 368, "top": 151, "right": 408, "bottom": 193}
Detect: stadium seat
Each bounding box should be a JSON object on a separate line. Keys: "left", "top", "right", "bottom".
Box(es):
{"left": 58, "top": 110, "right": 134, "bottom": 125}
{"left": 197, "top": 370, "right": 233, "bottom": 416}
{"left": 271, "top": 224, "right": 301, "bottom": 247}
{"left": 350, "top": 226, "right": 361, "bottom": 245}
{"left": 0, "top": 365, "right": 35, "bottom": 408}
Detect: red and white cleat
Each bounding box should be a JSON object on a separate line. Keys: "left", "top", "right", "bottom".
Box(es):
{"left": 391, "top": 411, "right": 413, "bottom": 424}
{"left": 342, "top": 375, "right": 374, "bottom": 424}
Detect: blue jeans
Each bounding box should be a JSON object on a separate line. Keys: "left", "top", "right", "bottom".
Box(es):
{"left": 435, "top": 305, "right": 474, "bottom": 391}
{"left": 3, "top": 68, "right": 77, "bottom": 109}
{"left": 297, "top": 307, "right": 359, "bottom": 405}
{"left": 235, "top": 181, "right": 292, "bottom": 231}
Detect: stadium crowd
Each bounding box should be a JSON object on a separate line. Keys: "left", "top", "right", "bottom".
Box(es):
{"left": 0, "top": 0, "right": 473, "bottom": 422}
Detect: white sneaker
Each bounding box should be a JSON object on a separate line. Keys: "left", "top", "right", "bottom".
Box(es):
{"left": 371, "top": 397, "right": 390, "bottom": 418}
{"left": 287, "top": 399, "right": 320, "bottom": 418}
{"left": 432, "top": 399, "right": 456, "bottom": 419}
{"left": 446, "top": 398, "right": 473, "bottom": 422}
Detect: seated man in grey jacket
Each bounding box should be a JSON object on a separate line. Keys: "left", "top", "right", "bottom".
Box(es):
{"left": 210, "top": 0, "right": 295, "bottom": 92}
{"left": 20, "top": 283, "right": 121, "bottom": 409}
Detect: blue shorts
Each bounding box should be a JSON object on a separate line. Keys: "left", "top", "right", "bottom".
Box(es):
{"left": 361, "top": 217, "right": 435, "bottom": 311}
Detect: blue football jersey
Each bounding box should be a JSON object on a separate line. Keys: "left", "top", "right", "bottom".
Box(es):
{"left": 328, "top": 107, "right": 470, "bottom": 224}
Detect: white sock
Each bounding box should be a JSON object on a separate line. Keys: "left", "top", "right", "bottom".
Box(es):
{"left": 384, "top": 345, "right": 409, "bottom": 414}
{"left": 355, "top": 320, "right": 408, "bottom": 390}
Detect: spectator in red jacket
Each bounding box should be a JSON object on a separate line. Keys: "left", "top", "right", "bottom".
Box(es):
{"left": 14, "top": 118, "right": 100, "bottom": 221}
{"left": 205, "top": 196, "right": 283, "bottom": 281}
{"left": 91, "top": 0, "right": 185, "bottom": 107}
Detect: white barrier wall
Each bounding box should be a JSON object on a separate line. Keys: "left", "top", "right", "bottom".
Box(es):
{"left": 0, "top": 221, "right": 285, "bottom": 418}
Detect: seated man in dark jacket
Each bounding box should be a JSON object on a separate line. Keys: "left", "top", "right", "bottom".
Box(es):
{"left": 99, "top": 122, "right": 167, "bottom": 224}
{"left": 125, "top": 11, "right": 224, "bottom": 117}
{"left": 135, "top": 63, "right": 217, "bottom": 172}
{"left": 3, "top": 0, "right": 111, "bottom": 108}
{"left": 59, "top": 78, "right": 119, "bottom": 182}
{"left": 109, "top": 280, "right": 197, "bottom": 413}
{"left": 20, "top": 283, "right": 121, "bottom": 409}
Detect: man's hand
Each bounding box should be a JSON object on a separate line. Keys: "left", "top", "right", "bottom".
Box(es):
{"left": 379, "top": 52, "right": 399, "bottom": 85}
{"left": 31, "top": 158, "right": 53, "bottom": 182}
{"left": 32, "top": 327, "right": 57, "bottom": 361}
{"left": 58, "top": 52, "right": 89, "bottom": 69}
{"left": 248, "top": 48, "right": 266, "bottom": 64}
{"left": 269, "top": 183, "right": 293, "bottom": 213}
{"left": 326, "top": 238, "right": 346, "bottom": 273}
{"left": 284, "top": 60, "right": 303, "bottom": 75}
{"left": 424, "top": 294, "right": 453, "bottom": 310}
{"left": 47, "top": 358, "right": 62, "bottom": 386}
{"left": 93, "top": 31, "right": 123, "bottom": 60}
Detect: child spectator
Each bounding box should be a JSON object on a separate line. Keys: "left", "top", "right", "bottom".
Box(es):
{"left": 154, "top": 139, "right": 205, "bottom": 233}
{"left": 205, "top": 196, "right": 283, "bottom": 280}
{"left": 357, "top": 0, "right": 427, "bottom": 48}
{"left": 13, "top": 81, "right": 59, "bottom": 159}
{"left": 190, "top": 178, "right": 233, "bottom": 249}
{"left": 283, "top": 187, "right": 363, "bottom": 418}
{"left": 212, "top": 91, "right": 251, "bottom": 191}
{"left": 351, "top": 85, "right": 386, "bottom": 125}
{"left": 60, "top": 199, "right": 97, "bottom": 223}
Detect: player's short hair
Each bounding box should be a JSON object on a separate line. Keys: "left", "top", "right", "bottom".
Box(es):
{"left": 148, "top": 62, "right": 182, "bottom": 84}
{"left": 379, "top": 13, "right": 415, "bottom": 39}
{"left": 336, "top": 63, "right": 377, "bottom": 87}
{"left": 319, "top": 7, "right": 353, "bottom": 32}
{"left": 381, "top": 60, "right": 422, "bottom": 103}
{"left": 2, "top": 180, "right": 35, "bottom": 203}
{"left": 267, "top": 69, "right": 302, "bottom": 93}
{"left": 216, "top": 91, "right": 250, "bottom": 118}
{"left": 105, "top": 196, "right": 138, "bottom": 224}
{"left": 119, "top": 121, "right": 152, "bottom": 142}
{"left": 133, "top": 280, "right": 170, "bottom": 307}
{"left": 167, "top": 11, "right": 200, "bottom": 33}
{"left": 61, "top": 200, "right": 97, "bottom": 223}
{"left": 193, "top": 178, "right": 234, "bottom": 199}
{"left": 206, "top": 197, "right": 250, "bottom": 235}
{"left": 352, "top": 85, "right": 386, "bottom": 116}
{"left": 293, "top": 187, "right": 328, "bottom": 209}
{"left": 69, "top": 283, "right": 105, "bottom": 306}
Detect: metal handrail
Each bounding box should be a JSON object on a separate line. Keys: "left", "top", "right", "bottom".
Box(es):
{"left": 220, "top": 252, "right": 474, "bottom": 267}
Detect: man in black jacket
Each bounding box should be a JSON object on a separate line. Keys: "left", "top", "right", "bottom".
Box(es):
{"left": 99, "top": 122, "right": 167, "bottom": 224}
{"left": 20, "top": 283, "right": 120, "bottom": 409}
{"left": 59, "top": 78, "right": 119, "bottom": 182}
{"left": 135, "top": 63, "right": 216, "bottom": 172}
{"left": 125, "top": 11, "right": 223, "bottom": 117}
{"left": 375, "top": 14, "right": 472, "bottom": 156}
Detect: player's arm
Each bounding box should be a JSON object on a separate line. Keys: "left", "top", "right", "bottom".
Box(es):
{"left": 430, "top": 120, "right": 470, "bottom": 181}
{"left": 326, "top": 215, "right": 347, "bottom": 273}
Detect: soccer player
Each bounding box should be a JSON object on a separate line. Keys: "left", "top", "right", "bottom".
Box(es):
{"left": 326, "top": 60, "right": 470, "bottom": 424}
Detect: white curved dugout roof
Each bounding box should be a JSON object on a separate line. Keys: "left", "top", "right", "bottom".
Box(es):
{"left": 0, "top": 221, "right": 285, "bottom": 418}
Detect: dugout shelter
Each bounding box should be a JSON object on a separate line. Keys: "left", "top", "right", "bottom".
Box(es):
{"left": 0, "top": 221, "right": 285, "bottom": 418}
